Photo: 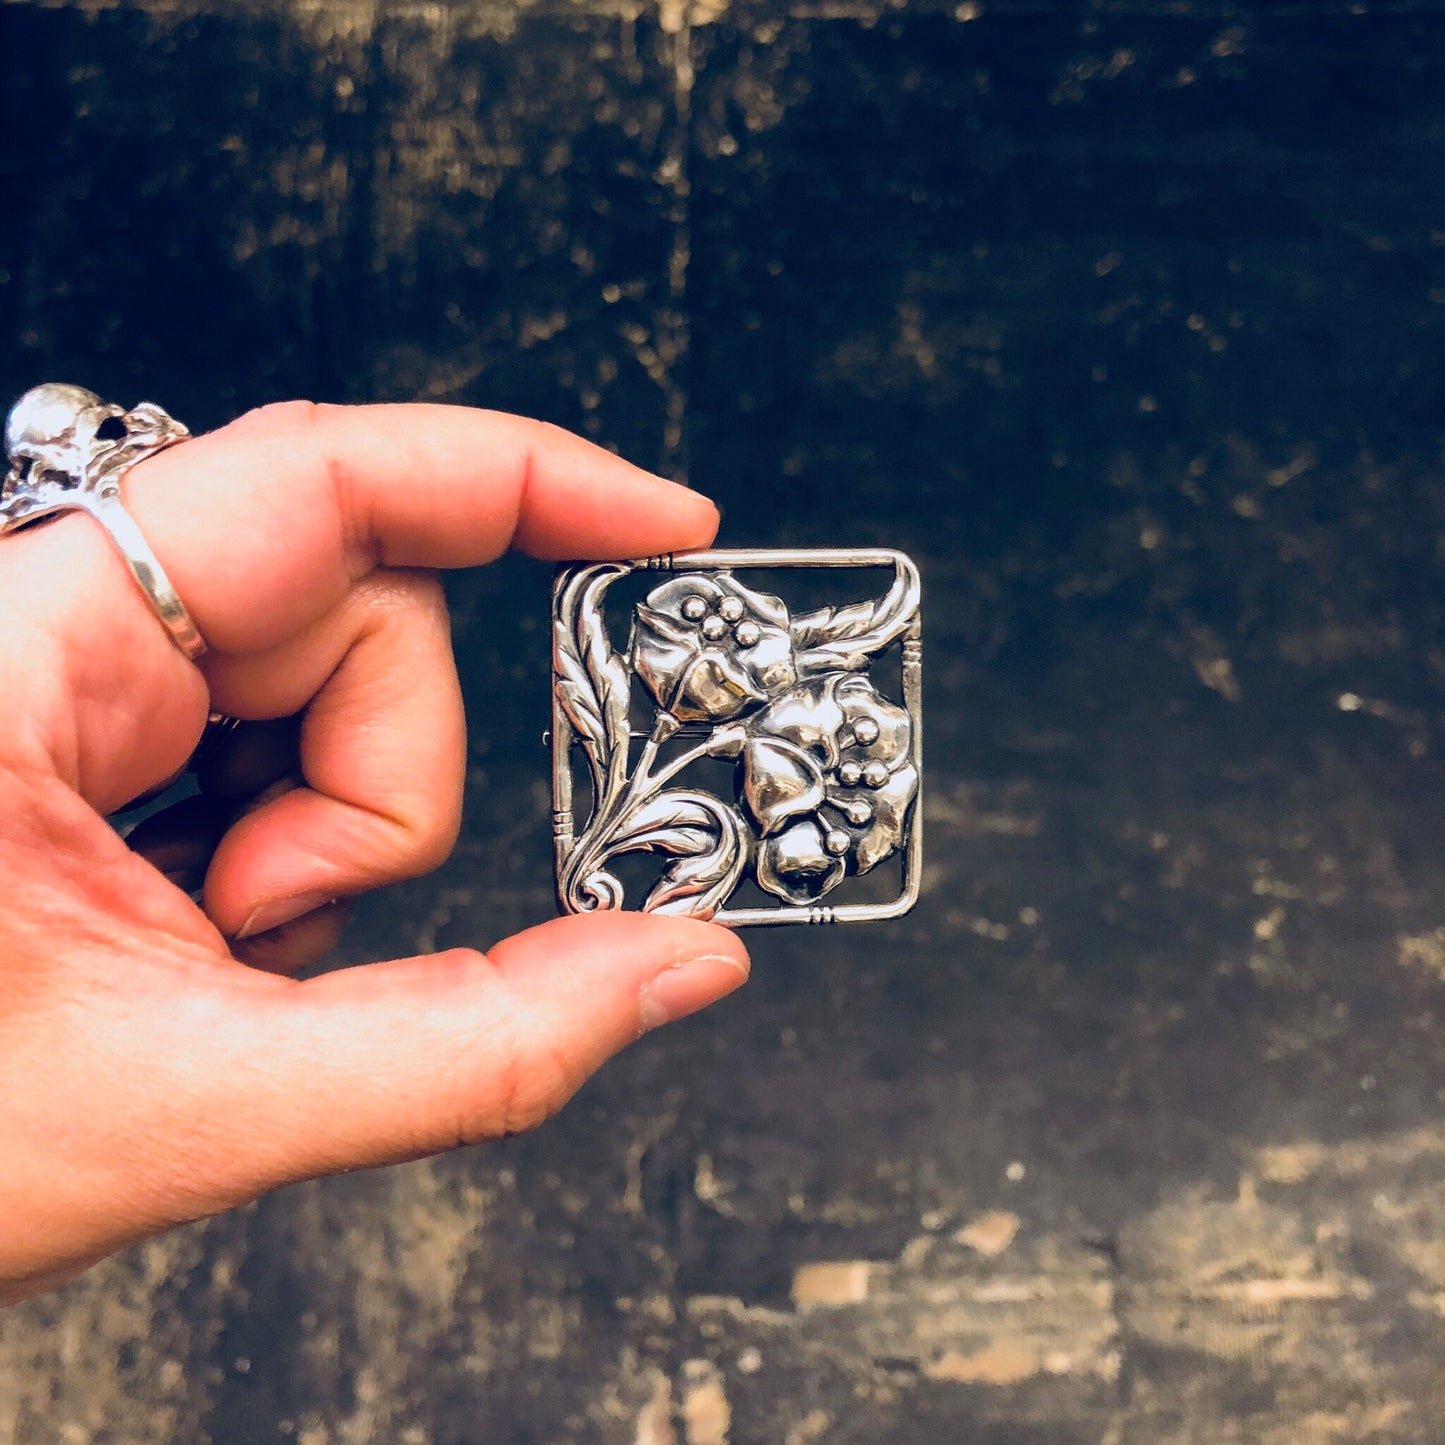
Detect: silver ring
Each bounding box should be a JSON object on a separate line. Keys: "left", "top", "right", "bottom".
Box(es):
{"left": 2, "top": 383, "right": 206, "bottom": 659}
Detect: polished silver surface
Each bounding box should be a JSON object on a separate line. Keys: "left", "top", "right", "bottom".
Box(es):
{"left": 2, "top": 383, "right": 205, "bottom": 658}
{"left": 552, "top": 548, "right": 922, "bottom": 926}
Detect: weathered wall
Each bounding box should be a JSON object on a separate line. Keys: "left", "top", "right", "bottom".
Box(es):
{"left": 3, "top": 1, "right": 1445, "bottom": 1440}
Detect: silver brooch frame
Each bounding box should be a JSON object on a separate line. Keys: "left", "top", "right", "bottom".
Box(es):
{"left": 551, "top": 548, "right": 922, "bottom": 926}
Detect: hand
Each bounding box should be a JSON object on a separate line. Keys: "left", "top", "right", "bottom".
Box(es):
{"left": 0, "top": 401, "right": 750, "bottom": 1305}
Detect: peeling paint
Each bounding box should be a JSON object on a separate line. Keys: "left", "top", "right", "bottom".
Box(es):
{"left": 634, "top": 1368, "right": 676, "bottom": 1445}
{"left": 790, "top": 1261, "right": 872, "bottom": 1308}
{"left": 680, "top": 1359, "right": 730, "bottom": 1445}
{"left": 955, "top": 1210, "right": 1021, "bottom": 1258}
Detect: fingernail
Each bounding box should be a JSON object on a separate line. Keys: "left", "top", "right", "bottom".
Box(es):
{"left": 652, "top": 472, "right": 714, "bottom": 503}
{"left": 638, "top": 952, "right": 750, "bottom": 1034}
{"left": 235, "top": 891, "right": 336, "bottom": 941}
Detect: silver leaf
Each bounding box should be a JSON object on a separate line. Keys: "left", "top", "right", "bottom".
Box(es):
{"left": 790, "top": 552, "right": 921, "bottom": 675}
{"left": 553, "top": 563, "right": 631, "bottom": 804}
{"left": 635, "top": 792, "right": 748, "bottom": 916}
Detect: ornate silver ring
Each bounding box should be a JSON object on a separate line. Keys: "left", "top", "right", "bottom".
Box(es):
{"left": 552, "top": 548, "right": 923, "bottom": 926}
{"left": 2, "top": 383, "right": 205, "bottom": 659}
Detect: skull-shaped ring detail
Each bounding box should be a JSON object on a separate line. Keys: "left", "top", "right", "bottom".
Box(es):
{"left": 2, "top": 383, "right": 205, "bottom": 658}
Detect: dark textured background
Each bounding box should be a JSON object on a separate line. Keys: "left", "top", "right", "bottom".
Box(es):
{"left": 4, "top": 1, "right": 1445, "bottom": 1440}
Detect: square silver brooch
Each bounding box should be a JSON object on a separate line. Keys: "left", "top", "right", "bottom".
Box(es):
{"left": 551, "top": 549, "right": 922, "bottom": 926}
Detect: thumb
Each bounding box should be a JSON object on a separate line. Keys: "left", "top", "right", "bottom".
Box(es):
{"left": 211, "top": 912, "right": 749, "bottom": 1200}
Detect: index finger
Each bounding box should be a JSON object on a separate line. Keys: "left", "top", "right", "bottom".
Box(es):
{"left": 128, "top": 401, "right": 719, "bottom": 655}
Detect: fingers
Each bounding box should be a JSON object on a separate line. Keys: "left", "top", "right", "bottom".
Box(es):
{"left": 128, "top": 402, "right": 719, "bottom": 656}
{"left": 200, "top": 569, "right": 466, "bottom": 939}
{"left": 213, "top": 913, "right": 750, "bottom": 1199}
{"left": 0, "top": 402, "right": 718, "bottom": 810}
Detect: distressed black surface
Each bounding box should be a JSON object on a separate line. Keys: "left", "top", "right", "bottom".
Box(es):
{"left": 3, "top": 3, "right": 1445, "bottom": 1442}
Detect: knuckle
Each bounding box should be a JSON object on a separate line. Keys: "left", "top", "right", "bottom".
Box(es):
{"left": 232, "top": 398, "right": 327, "bottom": 436}
{"left": 460, "top": 985, "right": 576, "bottom": 1145}
{"left": 230, "top": 402, "right": 354, "bottom": 510}
{"left": 385, "top": 787, "right": 462, "bottom": 875}
{"left": 496, "top": 1031, "right": 574, "bottom": 1139}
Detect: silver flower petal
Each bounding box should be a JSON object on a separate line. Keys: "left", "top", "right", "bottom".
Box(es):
{"left": 835, "top": 673, "right": 911, "bottom": 765}
{"left": 747, "top": 672, "right": 919, "bottom": 884}
{"left": 631, "top": 573, "right": 796, "bottom": 722}
{"left": 746, "top": 676, "right": 848, "bottom": 769}
{"left": 673, "top": 649, "right": 767, "bottom": 722}
{"left": 849, "top": 760, "right": 919, "bottom": 873}
{"left": 755, "top": 819, "right": 847, "bottom": 904}
{"left": 740, "top": 735, "right": 828, "bottom": 836}
{"left": 743, "top": 623, "right": 797, "bottom": 695}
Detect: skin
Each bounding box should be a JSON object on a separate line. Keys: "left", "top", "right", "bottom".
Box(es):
{"left": 0, "top": 402, "right": 751, "bottom": 1305}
